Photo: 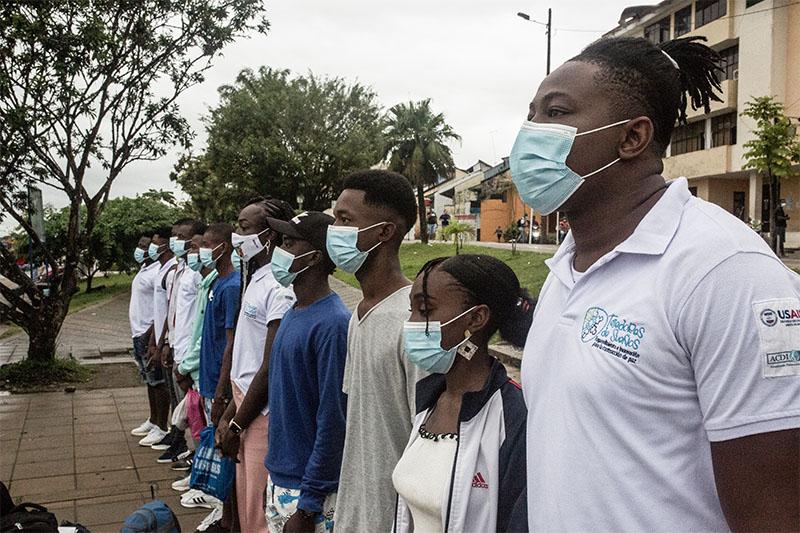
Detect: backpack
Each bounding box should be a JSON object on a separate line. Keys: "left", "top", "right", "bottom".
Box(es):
{"left": 120, "top": 500, "right": 180, "bottom": 533}
{"left": 0, "top": 502, "right": 59, "bottom": 532}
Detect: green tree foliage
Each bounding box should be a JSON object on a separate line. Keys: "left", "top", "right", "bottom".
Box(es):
{"left": 443, "top": 221, "right": 474, "bottom": 255}
{"left": 0, "top": 0, "right": 267, "bottom": 361}
{"left": 742, "top": 96, "right": 800, "bottom": 252}
{"left": 174, "top": 67, "right": 384, "bottom": 216}
{"left": 383, "top": 99, "right": 461, "bottom": 244}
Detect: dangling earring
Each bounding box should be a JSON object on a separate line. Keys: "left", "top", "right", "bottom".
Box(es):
{"left": 457, "top": 329, "right": 479, "bottom": 360}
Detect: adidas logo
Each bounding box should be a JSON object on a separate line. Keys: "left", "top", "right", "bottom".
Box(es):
{"left": 471, "top": 472, "right": 488, "bottom": 489}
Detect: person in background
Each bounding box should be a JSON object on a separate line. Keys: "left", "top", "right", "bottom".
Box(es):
{"left": 264, "top": 211, "right": 350, "bottom": 533}
{"left": 215, "top": 198, "right": 297, "bottom": 533}
{"left": 137, "top": 226, "right": 175, "bottom": 448}
{"left": 129, "top": 232, "right": 162, "bottom": 438}
{"left": 393, "top": 254, "right": 531, "bottom": 533}
{"left": 439, "top": 209, "right": 451, "bottom": 241}
{"left": 426, "top": 209, "right": 437, "bottom": 241}
{"left": 495, "top": 226, "right": 503, "bottom": 242}
{"left": 329, "top": 170, "right": 424, "bottom": 532}
{"left": 157, "top": 220, "right": 207, "bottom": 465}
{"left": 775, "top": 199, "right": 790, "bottom": 257}
{"left": 558, "top": 217, "right": 570, "bottom": 243}
{"left": 512, "top": 35, "right": 799, "bottom": 531}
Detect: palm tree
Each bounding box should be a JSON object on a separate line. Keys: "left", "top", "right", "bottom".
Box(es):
{"left": 382, "top": 99, "right": 461, "bottom": 244}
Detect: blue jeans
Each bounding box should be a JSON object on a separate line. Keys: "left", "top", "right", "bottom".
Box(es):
{"left": 132, "top": 333, "right": 165, "bottom": 386}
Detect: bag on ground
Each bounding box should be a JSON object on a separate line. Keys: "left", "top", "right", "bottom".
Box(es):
{"left": 120, "top": 500, "right": 180, "bottom": 533}
{"left": 189, "top": 425, "right": 235, "bottom": 501}
{"left": 0, "top": 502, "right": 59, "bottom": 532}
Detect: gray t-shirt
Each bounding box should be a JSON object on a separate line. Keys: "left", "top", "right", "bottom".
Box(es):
{"left": 334, "top": 285, "right": 425, "bottom": 532}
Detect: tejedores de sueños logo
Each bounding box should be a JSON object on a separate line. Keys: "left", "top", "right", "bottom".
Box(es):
{"left": 581, "top": 307, "right": 646, "bottom": 364}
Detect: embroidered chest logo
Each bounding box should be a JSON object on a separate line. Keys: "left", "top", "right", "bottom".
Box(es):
{"left": 243, "top": 303, "right": 258, "bottom": 320}
{"left": 581, "top": 306, "right": 646, "bottom": 365}
{"left": 760, "top": 307, "right": 800, "bottom": 327}
{"left": 471, "top": 472, "right": 488, "bottom": 489}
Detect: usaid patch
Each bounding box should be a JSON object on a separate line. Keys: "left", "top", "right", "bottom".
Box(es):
{"left": 753, "top": 298, "right": 800, "bottom": 378}
{"left": 243, "top": 302, "right": 258, "bottom": 320}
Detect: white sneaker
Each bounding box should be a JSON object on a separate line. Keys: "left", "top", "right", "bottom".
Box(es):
{"left": 138, "top": 426, "right": 168, "bottom": 447}
{"left": 130, "top": 419, "right": 156, "bottom": 437}
{"left": 181, "top": 490, "right": 222, "bottom": 509}
{"left": 195, "top": 506, "right": 224, "bottom": 531}
{"left": 181, "top": 489, "right": 203, "bottom": 502}
{"left": 171, "top": 475, "right": 191, "bottom": 492}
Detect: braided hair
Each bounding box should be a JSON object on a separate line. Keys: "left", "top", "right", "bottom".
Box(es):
{"left": 572, "top": 36, "right": 723, "bottom": 155}
{"left": 418, "top": 254, "right": 535, "bottom": 348}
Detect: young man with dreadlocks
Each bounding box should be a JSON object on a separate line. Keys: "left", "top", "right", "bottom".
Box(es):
{"left": 212, "top": 198, "right": 297, "bottom": 533}
{"left": 514, "top": 36, "right": 799, "bottom": 531}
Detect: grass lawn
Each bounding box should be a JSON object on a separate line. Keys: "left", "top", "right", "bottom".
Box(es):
{"left": 68, "top": 272, "right": 135, "bottom": 313}
{"left": 334, "top": 242, "right": 552, "bottom": 297}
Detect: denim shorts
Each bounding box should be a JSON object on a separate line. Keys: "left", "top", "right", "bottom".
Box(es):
{"left": 132, "top": 333, "right": 165, "bottom": 386}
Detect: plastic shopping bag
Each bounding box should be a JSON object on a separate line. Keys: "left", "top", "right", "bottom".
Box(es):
{"left": 189, "top": 426, "right": 235, "bottom": 501}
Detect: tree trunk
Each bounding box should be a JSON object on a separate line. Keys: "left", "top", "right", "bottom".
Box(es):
{"left": 769, "top": 170, "right": 779, "bottom": 254}
{"left": 417, "top": 184, "right": 428, "bottom": 245}
{"left": 25, "top": 294, "right": 68, "bottom": 361}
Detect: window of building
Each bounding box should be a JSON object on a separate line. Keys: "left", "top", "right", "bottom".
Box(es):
{"left": 718, "top": 45, "right": 739, "bottom": 81}
{"left": 674, "top": 6, "right": 692, "bottom": 36}
{"left": 711, "top": 112, "right": 737, "bottom": 147}
{"left": 671, "top": 120, "right": 706, "bottom": 155}
{"left": 696, "top": 0, "right": 727, "bottom": 28}
{"left": 644, "top": 17, "right": 671, "bottom": 44}
{"left": 745, "top": 0, "right": 764, "bottom": 7}
{"left": 733, "top": 191, "right": 746, "bottom": 220}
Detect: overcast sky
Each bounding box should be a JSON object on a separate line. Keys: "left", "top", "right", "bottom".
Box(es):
{"left": 4, "top": 0, "right": 641, "bottom": 231}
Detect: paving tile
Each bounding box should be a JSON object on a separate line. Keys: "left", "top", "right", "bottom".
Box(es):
{"left": 0, "top": 415, "right": 26, "bottom": 429}
{"left": 136, "top": 466, "right": 181, "bottom": 483}
{"left": 74, "top": 430, "right": 127, "bottom": 447}
{"left": 76, "top": 453, "right": 133, "bottom": 474}
{"left": 27, "top": 408, "right": 73, "bottom": 419}
{"left": 76, "top": 497, "right": 144, "bottom": 527}
{"left": 76, "top": 469, "right": 138, "bottom": 490}
{"left": 74, "top": 420, "right": 123, "bottom": 434}
{"left": 0, "top": 461, "right": 12, "bottom": 480}
{"left": 23, "top": 415, "right": 74, "bottom": 429}
{"left": 19, "top": 434, "right": 73, "bottom": 450}
{"left": 16, "top": 445, "right": 73, "bottom": 463}
{"left": 12, "top": 458, "right": 74, "bottom": 480}
{"left": 73, "top": 414, "right": 120, "bottom": 427}
{"left": 77, "top": 405, "right": 117, "bottom": 415}
{"left": 42, "top": 500, "right": 76, "bottom": 524}
{"left": 0, "top": 440, "right": 19, "bottom": 458}
{"left": 74, "top": 442, "right": 119, "bottom": 458}
{"left": 19, "top": 424, "right": 74, "bottom": 439}
{"left": 10, "top": 473, "right": 75, "bottom": 495}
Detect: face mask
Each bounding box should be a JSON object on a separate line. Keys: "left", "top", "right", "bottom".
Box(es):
{"left": 403, "top": 306, "right": 477, "bottom": 374}
{"left": 199, "top": 243, "right": 223, "bottom": 269}
{"left": 187, "top": 252, "right": 202, "bottom": 272}
{"left": 134, "top": 248, "right": 146, "bottom": 264}
{"left": 148, "top": 242, "right": 163, "bottom": 261}
{"left": 233, "top": 229, "right": 270, "bottom": 262}
{"left": 271, "top": 246, "right": 316, "bottom": 288}
{"left": 326, "top": 222, "right": 386, "bottom": 274}
{"left": 509, "top": 119, "right": 630, "bottom": 215}
{"left": 169, "top": 237, "right": 188, "bottom": 257}
{"left": 231, "top": 251, "right": 242, "bottom": 273}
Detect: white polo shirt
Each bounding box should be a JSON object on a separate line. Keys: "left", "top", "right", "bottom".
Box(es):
{"left": 522, "top": 178, "right": 800, "bottom": 532}
{"left": 153, "top": 257, "right": 177, "bottom": 343}
{"left": 129, "top": 261, "right": 160, "bottom": 338}
{"left": 165, "top": 260, "right": 186, "bottom": 347}
{"left": 171, "top": 265, "right": 201, "bottom": 364}
{"left": 230, "top": 263, "right": 295, "bottom": 415}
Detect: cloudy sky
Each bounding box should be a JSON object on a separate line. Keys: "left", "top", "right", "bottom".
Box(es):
{"left": 5, "top": 0, "right": 640, "bottom": 230}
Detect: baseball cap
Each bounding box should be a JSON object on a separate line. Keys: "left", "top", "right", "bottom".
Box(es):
{"left": 266, "top": 211, "right": 334, "bottom": 252}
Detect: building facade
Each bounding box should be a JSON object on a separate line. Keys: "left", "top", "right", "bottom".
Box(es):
{"left": 606, "top": 0, "right": 800, "bottom": 244}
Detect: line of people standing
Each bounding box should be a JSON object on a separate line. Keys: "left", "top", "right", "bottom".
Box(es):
{"left": 128, "top": 169, "right": 530, "bottom": 532}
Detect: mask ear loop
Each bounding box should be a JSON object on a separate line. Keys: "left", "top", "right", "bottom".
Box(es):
{"left": 575, "top": 118, "right": 630, "bottom": 137}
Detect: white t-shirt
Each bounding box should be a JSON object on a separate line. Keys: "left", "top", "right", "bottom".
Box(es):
{"left": 172, "top": 267, "right": 201, "bottom": 364}
{"left": 522, "top": 178, "right": 800, "bottom": 532}
{"left": 153, "top": 257, "right": 177, "bottom": 343}
{"left": 230, "top": 263, "right": 295, "bottom": 414}
{"left": 129, "top": 261, "right": 160, "bottom": 338}
{"left": 165, "top": 260, "right": 186, "bottom": 346}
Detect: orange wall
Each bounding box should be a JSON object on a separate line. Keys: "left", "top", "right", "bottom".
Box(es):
{"left": 479, "top": 189, "right": 528, "bottom": 242}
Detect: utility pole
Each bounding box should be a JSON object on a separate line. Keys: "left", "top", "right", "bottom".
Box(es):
{"left": 546, "top": 8, "right": 551, "bottom": 75}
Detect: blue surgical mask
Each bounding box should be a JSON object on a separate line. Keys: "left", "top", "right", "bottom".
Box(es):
{"left": 403, "top": 306, "right": 477, "bottom": 374}
{"left": 199, "top": 243, "right": 223, "bottom": 269}
{"left": 170, "top": 237, "right": 188, "bottom": 257}
{"left": 326, "top": 222, "right": 386, "bottom": 274}
{"left": 134, "top": 248, "right": 146, "bottom": 264}
{"left": 187, "top": 252, "right": 202, "bottom": 272}
{"left": 148, "top": 242, "right": 163, "bottom": 261}
{"left": 271, "top": 247, "right": 316, "bottom": 288}
{"left": 231, "top": 251, "right": 242, "bottom": 272}
{"left": 509, "top": 119, "right": 629, "bottom": 215}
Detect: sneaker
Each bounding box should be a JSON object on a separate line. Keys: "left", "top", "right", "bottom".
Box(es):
{"left": 199, "top": 520, "right": 228, "bottom": 533}
{"left": 181, "top": 490, "right": 221, "bottom": 509}
{"left": 171, "top": 458, "right": 192, "bottom": 471}
{"left": 157, "top": 441, "right": 188, "bottom": 463}
{"left": 150, "top": 430, "right": 174, "bottom": 451}
{"left": 171, "top": 475, "right": 191, "bottom": 492}
{"left": 138, "top": 426, "right": 168, "bottom": 447}
{"left": 196, "top": 507, "right": 224, "bottom": 531}
{"left": 130, "top": 419, "right": 156, "bottom": 437}
{"left": 177, "top": 448, "right": 193, "bottom": 461}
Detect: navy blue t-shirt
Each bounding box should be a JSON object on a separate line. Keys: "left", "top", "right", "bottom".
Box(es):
{"left": 265, "top": 291, "right": 350, "bottom": 513}
{"left": 199, "top": 272, "right": 240, "bottom": 398}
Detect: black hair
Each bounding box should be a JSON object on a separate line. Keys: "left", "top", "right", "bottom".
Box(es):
{"left": 572, "top": 36, "right": 722, "bottom": 155}
{"left": 245, "top": 196, "right": 295, "bottom": 245}
{"left": 417, "top": 254, "right": 535, "bottom": 348}
{"left": 140, "top": 230, "right": 154, "bottom": 239}
{"left": 205, "top": 222, "right": 233, "bottom": 245}
{"left": 342, "top": 169, "right": 417, "bottom": 235}
{"left": 152, "top": 226, "right": 172, "bottom": 241}
{"left": 173, "top": 217, "right": 206, "bottom": 236}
